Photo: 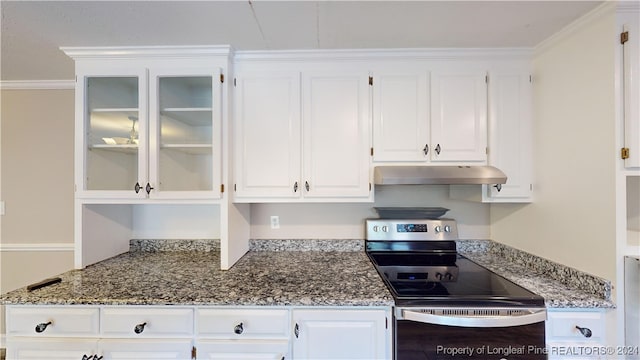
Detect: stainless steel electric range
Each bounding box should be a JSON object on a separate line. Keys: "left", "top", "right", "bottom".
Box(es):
{"left": 366, "top": 218, "right": 547, "bottom": 360}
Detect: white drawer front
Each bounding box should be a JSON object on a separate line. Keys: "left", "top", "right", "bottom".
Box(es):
{"left": 546, "top": 311, "right": 605, "bottom": 342}
{"left": 101, "top": 307, "right": 193, "bottom": 337}
{"left": 197, "top": 309, "right": 289, "bottom": 339}
{"left": 7, "top": 307, "right": 99, "bottom": 337}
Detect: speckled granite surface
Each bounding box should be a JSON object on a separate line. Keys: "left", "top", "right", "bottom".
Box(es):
{"left": 457, "top": 240, "right": 614, "bottom": 309}
{"left": 0, "top": 240, "right": 393, "bottom": 307}
{"left": 0, "top": 238, "right": 613, "bottom": 309}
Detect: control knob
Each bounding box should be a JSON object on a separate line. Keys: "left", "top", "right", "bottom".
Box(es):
{"left": 434, "top": 225, "right": 442, "bottom": 233}
{"left": 444, "top": 225, "right": 451, "bottom": 233}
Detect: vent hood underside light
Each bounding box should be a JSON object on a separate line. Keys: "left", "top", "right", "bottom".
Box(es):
{"left": 373, "top": 165, "right": 507, "bottom": 185}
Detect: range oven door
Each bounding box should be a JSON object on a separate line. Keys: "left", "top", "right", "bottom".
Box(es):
{"left": 395, "top": 307, "right": 547, "bottom": 360}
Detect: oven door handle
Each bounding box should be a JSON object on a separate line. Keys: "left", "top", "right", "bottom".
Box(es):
{"left": 401, "top": 309, "right": 547, "bottom": 328}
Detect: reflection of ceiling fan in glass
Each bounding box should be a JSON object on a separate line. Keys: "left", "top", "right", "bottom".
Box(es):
{"left": 101, "top": 115, "right": 139, "bottom": 145}
{"left": 127, "top": 115, "right": 138, "bottom": 144}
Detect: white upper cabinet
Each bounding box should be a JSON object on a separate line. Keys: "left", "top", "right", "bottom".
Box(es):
{"left": 301, "top": 69, "right": 371, "bottom": 199}
{"left": 233, "top": 71, "right": 301, "bottom": 199}
{"left": 233, "top": 64, "right": 372, "bottom": 202}
{"left": 148, "top": 68, "right": 223, "bottom": 200}
{"left": 372, "top": 65, "right": 487, "bottom": 164}
{"left": 622, "top": 11, "right": 640, "bottom": 169}
{"left": 372, "top": 70, "right": 430, "bottom": 162}
{"left": 430, "top": 69, "right": 488, "bottom": 162}
{"left": 64, "top": 46, "right": 230, "bottom": 201}
{"left": 484, "top": 70, "right": 533, "bottom": 202}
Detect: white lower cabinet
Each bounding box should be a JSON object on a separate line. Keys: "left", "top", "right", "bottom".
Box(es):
{"left": 7, "top": 338, "right": 98, "bottom": 360}
{"left": 545, "top": 309, "right": 608, "bottom": 360}
{"left": 6, "top": 306, "right": 391, "bottom": 360}
{"left": 196, "top": 340, "right": 289, "bottom": 359}
{"left": 292, "top": 309, "right": 390, "bottom": 360}
{"left": 99, "top": 339, "right": 194, "bottom": 359}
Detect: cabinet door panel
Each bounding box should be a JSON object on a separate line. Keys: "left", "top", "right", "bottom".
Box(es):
{"left": 234, "top": 72, "right": 301, "bottom": 199}
{"left": 623, "top": 18, "right": 640, "bottom": 169}
{"left": 7, "top": 338, "right": 98, "bottom": 360}
{"left": 302, "top": 71, "right": 371, "bottom": 198}
{"left": 431, "top": 71, "right": 487, "bottom": 162}
{"left": 197, "top": 340, "right": 288, "bottom": 359}
{"left": 99, "top": 339, "right": 193, "bottom": 359}
{"left": 485, "top": 72, "right": 532, "bottom": 201}
{"left": 372, "top": 71, "right": 430, "bottom": 162}
{"left": 292, "top": 309, "right": 387, "bottom": 360}
{"left": 148, "top": 68, "right": 223, "bottom": 199}
{"left": 78, "top": 69, "right": 148, "bottom": 199}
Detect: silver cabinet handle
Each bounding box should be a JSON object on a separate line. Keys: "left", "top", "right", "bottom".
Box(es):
{"left": 423, "top": 144, "right": 429, "bottom": 156}
{"left": 134, "top": 182, "right": 142, "bottom": 193}
{"left": 435, "top": 144, "right": 441, "bottom": 155}
{"left": 234, "top": 322, "right": 244, "bottom": 334}
{"left": 294, "top": 323, "right": 300, "bottom": 338}
{"left": 494, "top": 184, "right": 502, "bottom": 192}
{"left": 401, "top": 308, "right": 546, "bottom": 328}
{"left": 304, "top": 181, "right": 310, "bottom": 191}
{"left": 145, "top": 183, "right": 154, "bottom": 195}
{"left": 293, "top": 181, "right": 298, "bottom": 192}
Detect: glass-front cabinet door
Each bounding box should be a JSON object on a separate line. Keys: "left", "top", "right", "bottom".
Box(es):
{"left": 80, "top": 70, "right": 148, "bottom": 199}
{"left": 148, "top": 68, "right": 222, "bottom": 199}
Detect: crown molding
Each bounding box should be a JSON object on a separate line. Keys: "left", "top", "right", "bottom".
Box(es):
{"left": 60, "top": 45, "right": 234, "bottom": 60}
{"left": 0, "top": 80, "right": 74, "bottom": 90}
{"left": 235, "top": 47, "right": 533, "bottom": 63}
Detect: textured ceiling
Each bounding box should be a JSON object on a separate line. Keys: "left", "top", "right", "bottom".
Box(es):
{"left": 1, "top": 1, "right": 604, "bottom": 80}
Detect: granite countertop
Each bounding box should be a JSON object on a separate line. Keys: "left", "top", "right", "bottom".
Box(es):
{"left": 458, "top": 240, "right": 615, "bottom": 309}
{"left": 1, "top": 239, "right": 614, "bottom": 309}
{"left": 0, "top": 243, "right": 394, "bottom": 307}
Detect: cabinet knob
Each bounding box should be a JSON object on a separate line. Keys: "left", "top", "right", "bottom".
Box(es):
{"left": 134, "top": 182, "right": 142, "bottom": 194}
{"left": 234, "top": 322, "right": 244, "bottom": 334}
{"left": 493, "top": 184, "right": 502, "bottom": 192}
{"left": 423, "top": 144, "right": 429, "bottom": 156}
{"left": 145, "top": 183, "right": 154, "bottom": 195}
{"left": 575, "top": 326, "right": 592, "bottom": 338}
{"left": 35, "top": 321, "right": 52, "bottom": 333}
{"left": 294, "top": 323, "right": 300, "bottom": 338}
{"left": 293, "top": 182, "right": 298, "bottom": 193}
{"left": 305, "top": 181, "right": 310, "bottom": 192}
{"left": 134, "top": 322, "right": 147, "bottom": 334}
{"left": 435, "top": 144, "right": 442, "bottom": 155}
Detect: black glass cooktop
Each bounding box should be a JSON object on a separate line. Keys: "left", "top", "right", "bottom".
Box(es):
{"left": 368, "top": 253, "right": 545, "bottom": 307}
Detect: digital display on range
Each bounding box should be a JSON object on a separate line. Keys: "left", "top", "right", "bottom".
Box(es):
{"left": 396, "top": 224, "right": 429, "bottom": 232}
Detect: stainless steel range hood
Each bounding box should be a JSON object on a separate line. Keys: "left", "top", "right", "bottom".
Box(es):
{"left": 374, "top": 165, "right": 507, "bottom": 185}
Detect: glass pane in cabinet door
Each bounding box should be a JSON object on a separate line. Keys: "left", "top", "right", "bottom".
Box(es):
{"left": 86, "top": 77, "right": 140, "bottom": 191}
{"left": 158, "top": 76, "right": 213, "bottom": 192}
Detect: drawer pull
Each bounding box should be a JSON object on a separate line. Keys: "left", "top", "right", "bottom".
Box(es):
{"left": 234, "top": 322, "right": 244, "bottom": 334}
{"left": 576, "top": 325, "right": 592, "bottom": 338}
{"left": 134, "top": 322, "right": 147, "bottom": 334}
{"left": 35, "top": 321, "right": 52, "bottom": 333}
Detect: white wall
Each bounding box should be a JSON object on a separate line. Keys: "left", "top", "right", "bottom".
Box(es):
{"left": 252, "top": 185, "right": 490, "bottom": 240}
{"left": 0, "top": 88, "right": 76, "bottom": 342}
{"left": 490, "top": 4, "right": 618, "bottom": 283}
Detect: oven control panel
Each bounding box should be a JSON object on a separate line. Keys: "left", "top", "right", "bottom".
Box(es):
{"left": 366, "top": 219, "right": 459, "bottom": 241}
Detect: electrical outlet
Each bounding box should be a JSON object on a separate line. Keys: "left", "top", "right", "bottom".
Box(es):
{"left": 270, "top": 215, "right": 280, "bottom": 229}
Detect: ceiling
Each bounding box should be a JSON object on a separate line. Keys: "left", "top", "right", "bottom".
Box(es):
{"left": 1, "top": 0, "right": 605, "bottom": 81}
